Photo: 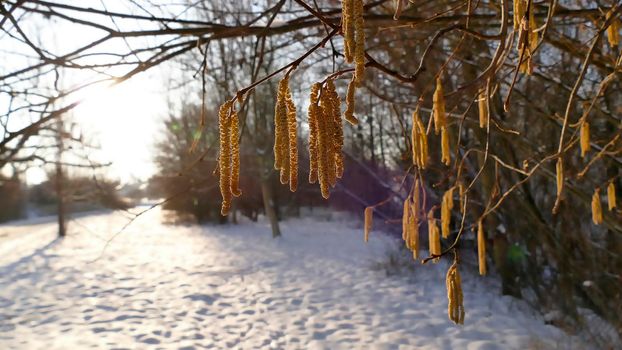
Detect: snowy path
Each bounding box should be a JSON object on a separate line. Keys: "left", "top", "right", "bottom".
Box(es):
{"left": 0, "top": 209, "right": 574, "bottom": 349}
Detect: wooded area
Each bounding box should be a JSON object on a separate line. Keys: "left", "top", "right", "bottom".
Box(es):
{"left": 1, "top": 0, "right": 621, "bottom": 343}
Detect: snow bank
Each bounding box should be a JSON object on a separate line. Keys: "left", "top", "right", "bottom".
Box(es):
{"left": 0, "top": 209, "right": 581, "bottom": 349}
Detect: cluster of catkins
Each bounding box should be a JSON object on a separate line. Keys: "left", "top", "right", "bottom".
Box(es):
{"left": 410, "top": 77, "right": 453, "bottom": 170}
{"left": 411, "top": 110, "right": 428, "bottom": 169}
{"left": 308, "top": 79, "right": 346, "bottom": 199}
{"left": 592, "top": 183, "right": 617, "bottom": 225}
{"left": 274, "top": 75, "right": 299, "bottom": 192}
{"left": 217, "top": 0, "right": 368, "bottom": 214}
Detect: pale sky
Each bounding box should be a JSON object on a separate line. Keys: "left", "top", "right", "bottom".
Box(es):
{"left": 1, "top": 2, "right": 185, "bottom": 185}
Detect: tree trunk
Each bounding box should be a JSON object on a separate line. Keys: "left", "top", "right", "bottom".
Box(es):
{"left": 56, "top": 120, "right": 66, "bottom": 238}
{"left": 260, "top": 178, "right": 281, "bottom": 238}
{"left": 56, "top": 166, "right": 66, "bottom": 237}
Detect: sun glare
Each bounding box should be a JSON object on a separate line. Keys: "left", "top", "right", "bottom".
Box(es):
{"left": 72, "top": 76, "right": 167, "bottom": 183}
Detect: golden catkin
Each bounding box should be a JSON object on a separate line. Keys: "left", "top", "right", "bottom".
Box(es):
{"left": 410, "top": 180, "right": 421, "bottom": 259}
{"left": 513, "top": 0, "right": 525, "bottom": 31}
{"left": 428, "top": 209, "right": 441, "bottom": 263}
{"left": 527, "top": 5, "right": 538, "bottom": 52}
{"left": 364, "top": 206, "right": 373, "bottom": 242}
{"left": 606, "top": 9, "right": 620, "bottom": 48}
{"left": 342, "top": 0, "right": 365, "bottom": 82}
{"left": 308, "top": 83, "right": 321, "bottom": 184}
{"left": 446, "top": 260, "right": 465, "bottom": 325}
{"left": 344, "top": 76, "right": 359, "bottom": 125}
{"left": 285, "top": 87, "right": 298, "bottom": 192}
{"left": 343, "top": 0, "right": 354, "bottom": 63}
{"left": 402, "top": 197, "right": 410, "bottom": 243}
{"left": 412, "top": 179, "right": 421, "bottom": 224}
{"left": 556, "top": 158, "right": 563, "bottom": 201}
{"left": 608, "top": 182, "right": 617, "bottom": 211}
{"left": 477, "top": 220, "right": 486, "bottom": 276}
{"left": 408, "top": 204, "right": 419, "bottom": 260}
{"left": 325, "top": 116, "right": 337, "bottom": 188}
{"left": 478, "top": 88, "right": 488, "bottom": 129}
{"left": 317, "top": 99, "right": 331, "bottom": 199}
{"left": 458, "top": 181, "right": 466, "bottom": 214}
{"left": 320, "top": 85, "right": 334, "bottom": 189}
{"left": 441, "top": 188, "right": 454, "bottom": 238}
{"left": 323, "top": 80, "right": 339, "bottom": 187}
{"left": 441, "top": 127, "right": 451, "bottom": 166}
{"left": 411, "top": 110, "right": 428, "bottom": 169}
{"left": 353, "top": 0, "right": 366, "bottom": 85}
{"left": 326, "top": 80, "right": 345, "bottom": 179}
{"left": 517, "top": 2, "right": 538, "bottom": 75}
{"left": 230, "top": 110, "right": 242, "bottom": 197}
{"left": 218, "top": 100, "right": 234, "bottom": 216}
{"left": 580, "top": 121, "right": 590, "bottom": 157}
{"left": 432, "top": 77, "right": 447, "bottom": 134}
{"left": 274, "top": 77, "right": 289, "bottom": 174}
{"left": 274, "top": 75, "right": 298, "bottom": 191}
{"left": 592, "top": 188, "right": 603, "bottom": 225}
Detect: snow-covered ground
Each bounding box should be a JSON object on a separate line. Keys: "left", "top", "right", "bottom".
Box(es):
{"left": 0, "top": 208, "right": 579, "bottom": 349}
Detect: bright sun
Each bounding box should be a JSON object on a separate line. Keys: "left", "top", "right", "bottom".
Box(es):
{"left": 71, "top": 75, "right": 167, "bottom": 184}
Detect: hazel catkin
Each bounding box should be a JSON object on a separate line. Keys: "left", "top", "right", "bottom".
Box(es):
{"left": 477, "top": 219, "right": 486, "bottom": 276}
{"left": 606, "top": 8, "right": 620, "bottom": 48}
{"left": 342, "top": 0, "right": 365, "bottom": 84}
{"left": 580, "top": 121, "right": 590, "bottom": 157}
{"left": 441, "top": 126, "right": 451, "bottom": 166}
{"left": 607, "top": 182, "right": 617, "bottom": 211}
{"left": 274, "top": 77, "right": 289, "bottom": 173}
{"left": 409, "top": 180, "right": 421, "bottom": 260}
{"left": 428, "top": 209, "right": 441, "bottom": 263}
{"left": 458, "top": 181, "right": 466, "bottom": 214}
{"left": 344, "top": 76, "right": 359, "bottom": 125}
{"left": 285, "top": 92, "right": 298, "bottom": 192}
{"left": 592, "top": 188, "right": 603, "bottom": 225}
{"left": 517, "top": 1, "right": 538, "bottom": 75}
{"left": 432, "top": 77, "right": 447, "bottom": 134}
{"left": 556, "top": 158, "right": 563, "bottom": 202}
{"left": 218, "top": 100, "right": 234, "bottom": 215}
{"left": 411, "top": 109, "right": 428, "bottom": 169}
{"left": 513, "top": 0, "right": 525, "bottom": 31}
{"left": 441, "top": 188, "right": 454, "bottom": 238}
{"left": 343, "top": 0, "right": 354, "bottom": 63}
{"left": 353, "top": 0, "right": 366, "bottom": 85}
{"left": 364, "top": 206, "right": 373, "bottom": 242}
{"left": 308, "top": 83, "right": 321, "bottom": 184}
{"left": 478, "top": 88, "right": 488, "bottom": 129}
{"left": 408, "top": 204, "right": 419, "bottom": 260}
{"left": 230, "top": 110, "right": 242, "bottom": 197}
{"left": 402, "top": 196, "right": 410, "bottom": 242}
{"left": 326, "top": 80, "right": 345, "bottom": 179}
{"left": 446, "top": 259, "right": 465, "bottom": 324}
